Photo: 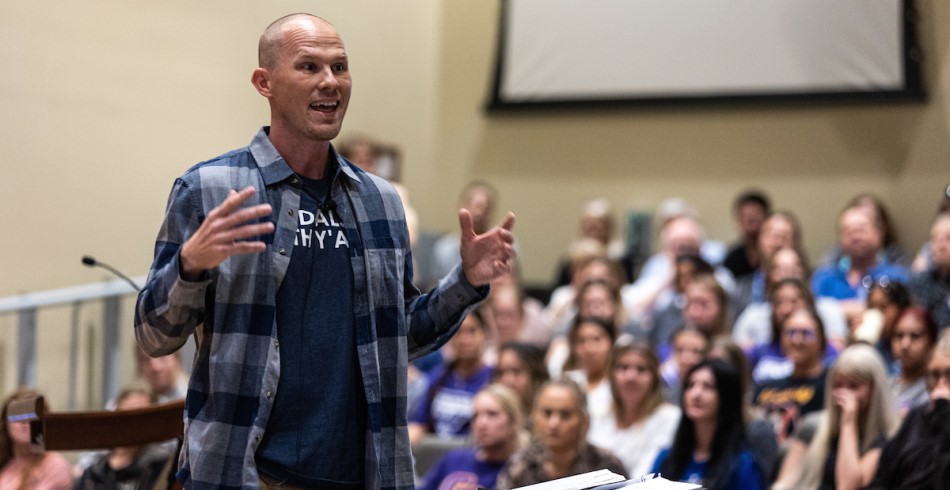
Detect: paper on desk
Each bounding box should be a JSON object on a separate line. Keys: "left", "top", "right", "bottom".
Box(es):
{"left": 512, "top": 469, "right": 626, "bottom": 490}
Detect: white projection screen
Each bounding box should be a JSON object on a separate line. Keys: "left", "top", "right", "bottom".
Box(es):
{"left": 488, "top": 0, "right": 924, "bottom": 109}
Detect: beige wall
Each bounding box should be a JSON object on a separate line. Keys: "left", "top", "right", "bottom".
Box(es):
{"left": 431, "top": 0, "right": 950, "bottom": 284}
{"left": 0, "top": 1, "right": 947, "bottom": 405}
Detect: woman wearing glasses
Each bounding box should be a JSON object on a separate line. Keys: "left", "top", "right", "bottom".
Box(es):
{"left": 870, "top": 333, "right": 950, "bottom": 489}
{"left": 753, "top": 307, "right": 828, "bottom": 444}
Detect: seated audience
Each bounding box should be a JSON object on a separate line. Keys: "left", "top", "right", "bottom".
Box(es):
{"left": 889, "top": 306, "right": 938, "bottom": 416}
{"left": 723, "top": 190, "right": 771, "bottom": 280}
{"left": 682, "top": 274, "right": 731, "bottom": 342}
{"left": 861, "top": 280, "right": 911, "bottom": 351}
{"left": 552, "top": 198, "right": 633, "bottom": 288}
{"left": 747, "top": 278, "right": 840, "bottom": 386}
{"left": 0, "top": 389, "right": 73, "bottom": 490}
{"left": 496, "top": 379, "right": 626, "bottom": 488}
{"left": 732, "top": 211, "right": 804, "bottom": 315}
{"left": 337, "top": 134, "right": 381, "bottom": 175}
{"left": 77, "top": 347, "right": 188, "bottom": 471}
{"left": 132, "top": 348, "right": 187, "bottom": 405}
{"left": 76, "top": 384, "right": 172, "bottom": 490}
{"left": 549, "top": 277, "right": 629, "bottom": 376}
{"left": 733, "top": 247, "right": 847, "bottom": 351}
{"left": 706, "top": 337, "right": 778, "bottom": 479}
{"left": 773, "top": 344, "right": 897, "bottom": 490}
{"left": 576, "top": 279, "right": 640, "bottom": 340}
{"left": 588, "top": 341, "right": 681, "bottom": 479}
{"left": 623, "top": 213, "right": 734, "bottom": 321}
{"left": 909, "top": 211, "right": 950, "bottom": 330}
{"left": 911, "top": 186, "right": 950, "bottom": 272}
{"left": 660, "top": 327, "right": 710, "bottom": 405}
{"left": 410, "top": 310, "right": 494, "bottom": 447}
{"left": 822, "top": 193, "right": 909, "bottom": 269}
{"left": 651, "top": 359, "right": 764, "bottom": 490}
{"left": 753, "top": 307, "right": 829, "bottom": 444}
{"left": 647, "top": 255, "right": 713, "bottom": 349}
{"left": 493, "top": 343, "right": 549, "bottom": 420}
{"left": 484, "top": 284, "right": 548, "bottom": 365}
{"left": 562, "top": 316, "right": 616, "bottom": 415}
{"left": 869, "top": 333, "right": 950, "bottom": 489}
{"left": 431, "top": 181, "right": 498, "bottom": 280}
{"left": 546, "top": 256, "right": 624, "bottom": 338}
{"left": 420, "top": 384, "right": 524, "bottom": 490}
{"left": 811, "top": 204, "right": 909, "bottom": 323}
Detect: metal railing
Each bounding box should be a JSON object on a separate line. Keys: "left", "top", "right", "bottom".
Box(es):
{"left": 0, "top": 276, "right": 147, "bottom": 409}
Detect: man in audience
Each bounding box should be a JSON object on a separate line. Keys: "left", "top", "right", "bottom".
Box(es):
{"left": 133, "top": 348, "right": 187, "bottom": 405}
{"left": 623, "top": 214, "right": 734, "bottom": 319}
{"left": 910, "top": 212, "right": 950, "bottom": 330}
{"left": 723, "top": 190, "right": 771, "bottom": 280}
{"left": 811, "top": 204, "right": 909, "bottom": 323}
{"left": 134, "top": 13, "right": 515, "bottom": 489}
{"left": 432, "top": 180, "right": 499, "bottom": 280}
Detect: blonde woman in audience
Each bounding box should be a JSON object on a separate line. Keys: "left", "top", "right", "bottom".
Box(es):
{"left": 773, "top": 344, "right": 897, "bottom": 490}
{"left": 419, "top": 384, "right": 525, "bottom": 490}
{"left": 496, "top": 379, "right": 626, "bottom": 488}
{"left": 0, "top": 389, "right": 72, "bottom": 490}
{"left": 588, "top": 341, "right": 681, "bottom": 478}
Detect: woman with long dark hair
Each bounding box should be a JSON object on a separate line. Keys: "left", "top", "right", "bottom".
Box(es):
{"left": 651, "top": 359, "right": 763, "bottom": 490}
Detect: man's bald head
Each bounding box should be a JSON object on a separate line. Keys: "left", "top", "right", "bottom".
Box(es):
{"left": 258, "top": 13, "right": 334, "bottom": 69}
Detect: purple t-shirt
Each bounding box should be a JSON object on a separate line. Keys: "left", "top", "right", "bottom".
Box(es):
{"left": 420, "top": 448, "right": 506, "bottom": 490}
{"left": 412, "top": 365, "right": 493, "bottom": 438}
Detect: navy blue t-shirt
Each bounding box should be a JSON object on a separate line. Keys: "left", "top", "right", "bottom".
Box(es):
{"left": 257, "top": 171, "right": 367, "bottom": 488}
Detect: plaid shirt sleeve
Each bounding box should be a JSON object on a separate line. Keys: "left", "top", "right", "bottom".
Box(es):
{"left": 135, "top": 177, "right": 211, "bottom": 357}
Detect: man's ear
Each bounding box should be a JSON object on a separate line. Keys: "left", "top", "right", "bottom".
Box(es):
{"left": 251, "top": 68, "right": 272, "bottom": 97}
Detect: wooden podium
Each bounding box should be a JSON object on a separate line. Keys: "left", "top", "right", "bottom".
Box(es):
{"left": 7, "top": 395, "right": 184, "bottom": 489}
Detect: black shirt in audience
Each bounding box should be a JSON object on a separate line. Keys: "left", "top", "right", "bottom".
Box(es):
{"left": 869, "top": 399, "right": 950, "bottom": 490}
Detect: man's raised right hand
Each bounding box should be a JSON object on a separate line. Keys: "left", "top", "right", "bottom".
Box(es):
{"left": 179, "top": 187, "right": 274, "bottom": 281}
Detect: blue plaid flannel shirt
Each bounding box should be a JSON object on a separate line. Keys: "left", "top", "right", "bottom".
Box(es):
{"left": 135, "top": 128, "right": 486, "bottom": 489}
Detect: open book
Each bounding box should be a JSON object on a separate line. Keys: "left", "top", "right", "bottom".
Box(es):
{"left": 511, "top": 470, "right": 703, "bottom": 490}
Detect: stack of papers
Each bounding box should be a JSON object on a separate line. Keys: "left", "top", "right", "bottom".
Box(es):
{"left": 511, "top": 470, "right": 702, "bottom": 490}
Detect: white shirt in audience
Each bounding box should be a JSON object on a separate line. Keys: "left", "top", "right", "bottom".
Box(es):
{"left": 587, "top": 403, "right": 681, "bottom": 479}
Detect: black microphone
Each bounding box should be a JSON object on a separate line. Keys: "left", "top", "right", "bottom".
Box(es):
{"left": 319, "top": 200, "right": 337, "bottom": 212}
{"left": 82, "top": 255, "right": 141, "bottom": 292}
